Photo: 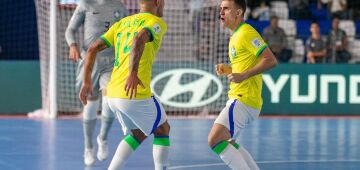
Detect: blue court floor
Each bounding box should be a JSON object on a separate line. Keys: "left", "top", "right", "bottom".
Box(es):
{"left": 0, "top": 117, "right": 359, "bottom": 170}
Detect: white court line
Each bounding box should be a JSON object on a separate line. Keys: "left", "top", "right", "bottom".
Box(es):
{"left": 168, "top": 160, "right": 360, "bottom": 169}
{"left": 168, "top": 163, "right": 224, "bottom": 169}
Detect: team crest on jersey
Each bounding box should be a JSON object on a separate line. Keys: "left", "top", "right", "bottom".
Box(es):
{"left": 252, "top": 38, "right": 262, "bottom": 48}
{"left": 231, "top": 47, "right": 237, "bottom": 58}
{"left": 153, "top": 23, "right": 161, "bottom": 34}
{"left": 114, "top": 11, "right": 120, "bottom": 18}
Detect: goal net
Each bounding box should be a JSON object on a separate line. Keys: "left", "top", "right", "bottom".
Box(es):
{"left": 33, "top": 0, "right": 230, "bottom": 118}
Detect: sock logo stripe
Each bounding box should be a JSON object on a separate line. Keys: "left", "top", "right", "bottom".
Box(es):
{"left": 228, "top": 99, "right": 237, "bottom": 138}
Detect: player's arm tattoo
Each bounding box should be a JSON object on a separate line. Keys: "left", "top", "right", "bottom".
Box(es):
{"left": 93, "top": 39, "right": 109, "bottom": 52}
{"left": 129, "top": 29, "right": 151, "bottom": 73}
{"left": 83, "top": 39, "right": 109, "bottom": 83}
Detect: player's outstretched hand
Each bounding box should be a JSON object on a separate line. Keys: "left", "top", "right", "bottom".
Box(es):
{"left": 79, "top": 82, "right": 93, "bottom": 105}
{"left": 125, "top": 72, "right": 145, "bottom": 99}
{"left": 69, "top": 44, "right": 81, "bottom": 62}
{"left": 227, "top": 73, "right": 248, "bottom": 83}
{"left": 215, "top": 63, "right": 232, "bottom": 76}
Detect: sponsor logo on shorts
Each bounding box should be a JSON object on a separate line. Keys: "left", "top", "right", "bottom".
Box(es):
{"left": 151, "top": 69, "right": 223, "bottom": 108}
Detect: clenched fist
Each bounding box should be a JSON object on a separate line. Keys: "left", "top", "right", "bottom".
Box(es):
{"left": 215, "top": 63, "right": 232, "bottom": 76}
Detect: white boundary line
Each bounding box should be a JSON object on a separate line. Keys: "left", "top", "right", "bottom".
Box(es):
{"left": 168, "top": 160, "right": 360, "bottom": 169}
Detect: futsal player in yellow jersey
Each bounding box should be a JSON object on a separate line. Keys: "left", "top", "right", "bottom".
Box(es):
{"left": 208, "top": 0, "right": 278, "bottom": 169}
{"left": 79, "top": 0, "right": 170, "bottom": 169}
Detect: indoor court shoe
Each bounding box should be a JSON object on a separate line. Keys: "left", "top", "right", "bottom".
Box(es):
{"left": 84, "top": 148, "right": 95, "bottom": 166}
{"left": 97, "top": 135, "right": 108, "bottom": 161}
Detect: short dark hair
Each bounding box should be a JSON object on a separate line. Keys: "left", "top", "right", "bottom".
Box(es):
{"left": 311, "top": 21, "right": 319, "bottom": 26}
{"left": 270, "top": 15, "right": 278, "bottom": 21}
{"left": 332, "top": 15, "right": 340, "bottom": 21}
{"left": 234, "top": 0, "right": 246, "bottom": 16}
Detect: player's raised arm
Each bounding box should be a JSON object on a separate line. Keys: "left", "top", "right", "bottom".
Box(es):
{"left": 79, "top": 39, "right": 109, "bottom": 104}
{"left": 124, "top": 29, "right": 152, "bottom": 99}
{"left": 228, "top": 47, "right": 277, "bottom": 83}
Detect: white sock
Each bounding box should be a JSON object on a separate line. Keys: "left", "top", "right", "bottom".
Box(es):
{"left": 83, "top": 119, "right": 96, "bottom": 149}
{"left": 99, "top": 115, "right": 114, "bottom": 141}
{"left": 108, "top": 135, "right": 140, "bottom": 170}
{"left": 239, "top": 146, "right": 259, "bottom": 170}
{"left": 83, "top": 99, "right": 100, "bottom": 149}
{"left": 153, "top": 136, "right": 170, "bottom": 170}
{"left": 219, "top": 144, "right": 250, "bottom": 170}
{"left": 99, "top": 96, "right": 115, "bottom": 141}
{"left": 153, "top": 145, "right": 170, "bottom": 170}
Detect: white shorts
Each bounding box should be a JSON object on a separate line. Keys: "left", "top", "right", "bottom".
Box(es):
{"left": 214, "top": 99, "right": 260, "bottom": 141}
{"left": 108, "top": 96, "right": 167, "bottom": 136}
{"left": 76, "top": 55, "right": 113, "bottom": 98}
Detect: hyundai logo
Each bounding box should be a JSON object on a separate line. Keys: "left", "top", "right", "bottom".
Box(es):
{"left": 151, "top": 69, "right": 223, "bottom": 108}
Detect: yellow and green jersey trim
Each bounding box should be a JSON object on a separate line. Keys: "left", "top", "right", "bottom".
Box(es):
{"left": 233, "top": 22, "right": 246, "bottom": 34}
{"left": 101, "top": 35, "right": 113, "bottom": 47}
{"left": 143, "top": 27, "right": 154, "bottom": 41}
{"left": 256, "top": 44, "right": 268, "bottom": 57}
{"left": 233, "top": 22, "right": 268, "bottom": 58}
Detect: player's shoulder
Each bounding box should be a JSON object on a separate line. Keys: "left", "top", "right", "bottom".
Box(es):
{"left": 235, "top": 23, "right": 260, "bottom": 40}
{"left": 107, "top": 0, "right": 127, "bottom": 9}
{"left": 135, "top": 13, "right": 167, "bottom": 30}
{"left": 241, "top": 23, "right": 259, "bottom": 35}
{"left": 136, "top": 13, "right": 165, "bottom": 23}
{"left": 121, "top": 14, "right": 134, "bottom": 21}
{"left": 306, "top": 37, "right": 312, "bottom": 43}
{"left": 76, "top": 1, "right": 89, "bottom": 11}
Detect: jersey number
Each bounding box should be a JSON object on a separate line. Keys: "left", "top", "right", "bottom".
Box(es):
{"left": 114, "top": 32, "right": 138, "bottom": 67}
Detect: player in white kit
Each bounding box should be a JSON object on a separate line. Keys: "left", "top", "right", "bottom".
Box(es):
{"left": 65, "top": 0, "right": 128, "bottom": 166}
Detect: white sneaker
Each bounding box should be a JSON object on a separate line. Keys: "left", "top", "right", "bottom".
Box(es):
{"left": 97, "top": 135, "right": 108, "bottom": 161}
{"left": 84, "top": 148, "right": 95, "bottom": 166}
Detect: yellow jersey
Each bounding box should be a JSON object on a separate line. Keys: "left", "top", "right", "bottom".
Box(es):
{"left": 101, "top": 12, "right": 167, "bottom": 99}
{"left": 228, "top": 22, "right": 268, "bottom": 110}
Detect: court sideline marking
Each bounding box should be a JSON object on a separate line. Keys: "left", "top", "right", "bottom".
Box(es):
{"left": 168, "top": 159, "right": 360, "bottom": 169}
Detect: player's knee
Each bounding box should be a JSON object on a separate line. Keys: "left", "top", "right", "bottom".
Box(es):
{"left": 102, "top": 88, "right": 107, "bottom": 96}
{"left": 88, "top": 95, "right": 99, "bottom": 101}
{"left": 154, "top": 121, "right": 170, "bottom": 136}
{"left": 208, "top": 124, "right": 231, "bottom": 147}
{"left": 83, "top": 99, "right": 100, "bottom": 120}
{"left": 131, "top": 129, "right": 147, "bottom": 143}
{"left": 207, "top": 130, "right": 225, "bottom": 147}
{"left": 208, "top": 135, "right": 226, "bottom": 148}
{"left": 207, "top": 132, "right": 217, "bottom": 147}
{"left": 101, "top": 96, "right": 115, "bottom": 118}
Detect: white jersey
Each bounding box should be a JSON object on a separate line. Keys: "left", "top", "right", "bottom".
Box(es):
{"left": 65, "top": 0, "right": 129, "bottom": 57}
{"left": 65, "top": 0, "right": 129, "bottom": 96}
